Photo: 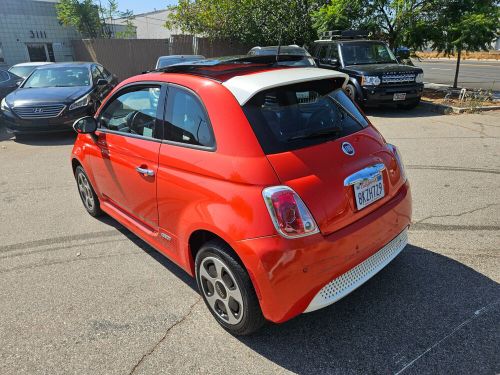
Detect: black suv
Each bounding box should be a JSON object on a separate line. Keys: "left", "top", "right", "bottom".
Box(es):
{"left": 310, "top": 31, "right": 424, "bottom": 108}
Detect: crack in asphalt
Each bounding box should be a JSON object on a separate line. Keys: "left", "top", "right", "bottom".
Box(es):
{"left": 128, "top": 298, "right": 202, "bottom": 375}
{"left": 394, "top": 300, "right": 500, "bottom": 375}
{"left": 0, "top": 230, "right": 123, "bottom": 253}
{"left": 410, "top": 222, "right": 500, "bottom": 231}
{"left": 0, "top": 238, "right": 127, "bottom": 260}
{"left": 406, "top": 164, "right": 500, "bottom": 175}
{"left": 0, "top": 251, "right": 138, "bottom": 274}
{"left": 413, "top": 203, "right": 499, "bottom": 225}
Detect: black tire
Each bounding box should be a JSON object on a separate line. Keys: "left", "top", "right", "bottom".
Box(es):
{"left": 399, "top": 97, "right": 421, "bottom": 110}
{"left": 195, "top": 239, "right": 265, "bottom": 335}
{"left": 74, "top": 165, "right": 103, "bottom": 217}
{"left": 345, "top": 83, "right": 357, "bottom": 102}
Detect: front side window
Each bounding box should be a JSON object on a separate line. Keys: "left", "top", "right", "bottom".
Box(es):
{"left": 340, "top": 42, "right": 397, "bottom": 65}
{"left": 243, "top": 79, "right": 369, "bottom": 154}
{"left": 23, "top": 67, "right": 91, "bottom": 88}
{"left": 0, "top": 71, "right": 9, "bottom": 82}
{"left": 99, "top": 86, "right": 161, "bottom": 138}
{"left": 164, "top": 86, "right": 215, "bottom": 148}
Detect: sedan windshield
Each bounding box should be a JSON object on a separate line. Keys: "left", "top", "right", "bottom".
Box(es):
{"left": 158, "top": 57, "right": 203, "bottom": 68}
{"left": 341, "top": 42, "right": 397, "bottom": 65}
{"left": 8, "top": 66, "right": 37, "bottom": 79}
{"left": 243, "top": 79, "right": 369, "bottom": 154}
{"left": 23, "top": 67, "right": 91, "bottom": 88}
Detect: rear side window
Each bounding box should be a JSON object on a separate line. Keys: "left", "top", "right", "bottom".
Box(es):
{"left": 243, "top": 79, "right": 369, "bottom": 154}
{"left": 163, "top": 86, "right": 215, "bottom": 149}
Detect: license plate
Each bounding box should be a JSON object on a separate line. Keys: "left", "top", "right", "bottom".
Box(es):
{"left": 393, "top": 93, "right": 406, "bottom": 101}
{"left": 353, "top": 174, "right": 385, "bottom": 210}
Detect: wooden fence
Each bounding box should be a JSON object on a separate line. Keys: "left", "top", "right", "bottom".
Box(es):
{"left": 72, "top": 36, "right": 252, "bottom": 81}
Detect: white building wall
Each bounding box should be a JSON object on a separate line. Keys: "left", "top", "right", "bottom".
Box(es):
{"left": 114, "top": 9, "right": 181, "bottom": 39}
{"left": 0, "top": 0, "right": 79, "bottom": 68}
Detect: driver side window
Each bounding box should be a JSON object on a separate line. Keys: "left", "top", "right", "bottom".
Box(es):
{"left": 99, "top": 86, "right": 161, "bottom": 138}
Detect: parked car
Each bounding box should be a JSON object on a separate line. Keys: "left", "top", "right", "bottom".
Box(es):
{"left": 70, "top": 56, "right": 411, "bottom": 335}
{"left": 1, "top": 62, "right": 117, "bottom": 135}
{"left": 0, "top": 70, "right": 23, "bottom": 101}
{"left": 309, "top": 30, "right": 424, "bottom": 108}
{"left": 8, "top": 62, "right": 53, "bottom": 79}
{"left": 155, "top": 55, "right": 205, "bottom": 69}
{"left": 248, "top": 45, "right": 316, "bottom": 66}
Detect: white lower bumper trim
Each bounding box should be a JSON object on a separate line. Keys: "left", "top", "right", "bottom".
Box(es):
{"left": 304, "top": 228, "right": 408, "bottom": 313}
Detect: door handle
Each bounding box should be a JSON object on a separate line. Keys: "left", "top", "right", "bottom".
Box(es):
{"left": 136, "top": 166, "right": 155, "bottom": 177}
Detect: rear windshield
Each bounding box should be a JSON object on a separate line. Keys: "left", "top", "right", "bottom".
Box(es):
{"left": 243, "top": 79, "right": 369, "bottom": 154}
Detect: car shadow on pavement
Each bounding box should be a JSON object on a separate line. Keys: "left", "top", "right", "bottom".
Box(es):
{"left": 96, "top": 215, "right": 198, "bottom": 291}
{"left": 91, "top": 215, "right": 499, "bottom": 374}
{"left": 10, "top": 132, "right": 77, "bottom": 146}
{"left": 238, "top": 244, "right": 499, "bottom": 375}
{"left": 364, "top": 106, "right": 442, "bottom": 119}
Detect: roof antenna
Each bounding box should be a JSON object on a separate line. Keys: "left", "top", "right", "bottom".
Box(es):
{"left": 276, "top": 27, "right": 283, "bottom": 64}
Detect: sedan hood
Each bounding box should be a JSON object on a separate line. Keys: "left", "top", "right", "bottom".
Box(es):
{"left": 343, "top": 63, "right": 422, "bottom": 75}
{"left": 6, "top": 86, "right": 91, "bottom": 107}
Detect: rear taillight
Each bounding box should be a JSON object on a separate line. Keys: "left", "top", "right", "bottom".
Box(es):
{"left": 262, "top": 186, "right": 319, "bottom": 239}
{"left": 388, "top": 143, "right": 407, "bottom": 182}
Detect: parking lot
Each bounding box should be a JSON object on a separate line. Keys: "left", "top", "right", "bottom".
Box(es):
{"left": 0, "top": 107, "right": 499, "bottom": 374}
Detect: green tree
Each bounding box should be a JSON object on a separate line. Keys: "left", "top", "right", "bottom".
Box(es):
{"left": 56, "top": 0, "right": 103, "bottom": 38}
{"left": 427, "top": 0, "right": 499, "bottom": 88}
{"left": 312, "top": 0, "right": 432, "bottom": 48}
{"left": 166, "top": 0, "right": 327, "bottom": 46}
{"left": 56, "top": 0, "right": 135, "bottom": 39}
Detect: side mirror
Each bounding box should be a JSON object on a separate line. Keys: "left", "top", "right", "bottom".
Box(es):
{"left": 96, "top": 78, "right": 108, "bottom": 86}
{"left": 320, "top": 57, "right": 339, "bottom": 67}
{"left": 73, "top": 116, "right": 97, "bottom": 134}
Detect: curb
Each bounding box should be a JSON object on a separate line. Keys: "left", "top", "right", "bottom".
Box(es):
{"left": 420, "top": 100, "right": 500, "bottom": 114}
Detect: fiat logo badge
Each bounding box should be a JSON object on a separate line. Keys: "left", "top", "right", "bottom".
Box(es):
{"left": 341, "top": 142, "right": 355, "bottom": 156}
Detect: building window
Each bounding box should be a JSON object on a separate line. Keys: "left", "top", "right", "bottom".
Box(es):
{"left": 26, "top": 43, "right": 55, "bottom": 63}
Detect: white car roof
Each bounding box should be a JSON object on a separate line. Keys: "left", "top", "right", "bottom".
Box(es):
{"left": 11, "top": 62, "right": 53, "bottom": 67}
{"left": 222, "top": 68, "right": 348, "bottom": 105}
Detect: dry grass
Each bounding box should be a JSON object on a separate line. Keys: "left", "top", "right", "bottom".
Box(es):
{"left": 416, "top": 51, "right": 500, "bottom": 60}
{"left": 422, "top": 88, "right": 498, "bottom": 108}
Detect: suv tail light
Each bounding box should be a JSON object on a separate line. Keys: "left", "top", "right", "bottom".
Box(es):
{"left": 387, "top": 143, "right": 407, "bottom": 182}
{"left": 262, "top": 186, "right": 319, "bottom": 239}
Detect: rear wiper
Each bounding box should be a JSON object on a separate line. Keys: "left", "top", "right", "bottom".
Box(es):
{"left": 287, "top": 128, "right": 342, "bottom": 142}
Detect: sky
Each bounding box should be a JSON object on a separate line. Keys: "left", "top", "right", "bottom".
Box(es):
{"left": 117, "top": 0, "right": 178, "bottom": 14}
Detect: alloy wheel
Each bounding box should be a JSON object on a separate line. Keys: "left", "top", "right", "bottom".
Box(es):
{"left": 198, "top": 256, "right": 244, "bottom": 325}
{"left": 77, "top": 173, "right": 95, "bottom": 211}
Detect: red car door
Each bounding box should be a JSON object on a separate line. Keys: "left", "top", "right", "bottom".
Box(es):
{"left": 91, "top": 84, "right": 164, "bottom": 229}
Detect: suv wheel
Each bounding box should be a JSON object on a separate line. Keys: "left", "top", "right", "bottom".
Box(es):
{"left": 75, "top": 166, "right": 102, "bottom": 217}
{"left": 345, "top": 83, "right": 357, "bottom": 102}
{"left": 195, "top": 240, "right": 265, "bottom": 335}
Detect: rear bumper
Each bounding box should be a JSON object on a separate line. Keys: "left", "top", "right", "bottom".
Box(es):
{"left": 361, "top": 83, "right": 423, "bottom": 105}
{"left": 234, "top": 181, "right": 412, "bottom": 323}
{"left": 1, "top": 106, "right": 90, "bottom": 134}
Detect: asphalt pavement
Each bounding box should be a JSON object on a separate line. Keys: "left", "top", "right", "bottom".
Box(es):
{"left": 414, "top": 58, "right": 500, "bottom": 91}
{"left": 0, "top": 108, "right": 499, "bottom": 375}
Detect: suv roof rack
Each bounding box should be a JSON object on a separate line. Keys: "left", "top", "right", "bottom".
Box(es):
{"left": 320, "top": 30, "right": 370, "bottom": 40}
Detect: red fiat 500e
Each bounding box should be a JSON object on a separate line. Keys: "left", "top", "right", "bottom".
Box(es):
{"left": 71, "top": 56, "right": 411, "bottom": 335}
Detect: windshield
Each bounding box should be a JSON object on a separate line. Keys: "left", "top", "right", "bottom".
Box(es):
{"left": 250, "top": 47, "right": 310, "bottom": 56}
{"left": 23, "top": 67, "right": 90, "bottom": 88}
{"left": 276, "top": 57, "right": 316, "bottom": 67}
{"left": 243, "top": 79, "right": 369, "bottom": 154}
{"left": 8, "top": 66, "right": 36, "bottom": 79}
{"left": 341, "top": 42, "right": 397, "bottom": 65}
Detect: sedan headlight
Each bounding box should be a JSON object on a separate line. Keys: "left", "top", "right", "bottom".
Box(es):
{"left": 1, "top": 98, "right": 10, "bottom": 111}
{"left": 415, "top": 73, "right": 424, "bottom": 83}
{"left": 69, "top": 94, "right": 90, "bottom": 111}
{"left": 361, "top": 75, "right": 381, "bottom": 86}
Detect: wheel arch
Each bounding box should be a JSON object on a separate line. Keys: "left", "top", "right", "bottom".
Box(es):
{"left": 186, "top": 228, "right": 263, "bottom": 301}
